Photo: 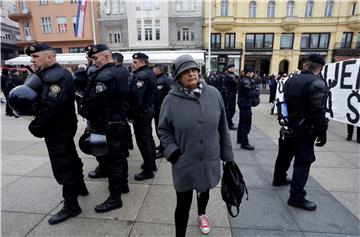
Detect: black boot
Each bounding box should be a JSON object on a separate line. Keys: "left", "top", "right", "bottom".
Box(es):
{"left": 287, "top": 198, "right": 317, "bottom": 211}
{"left": 140, "top": 164, "right": 157, "bottom": 171}
{"left": 88, "top": 166, "right": 107, "bottom": 179}
{"left": 241, "top": 144, "right": 255, "bottom": 150}
{"left": 48, "top": 200, "right": 81, "bottom": 225}
{"left": 95, "top": 196, "right": 123, "bottom": 213}
{"left": 134, "top": 170, "right": 154, "bottom": 181}
{"left": 155, "top": 150, "right": 164, "bottom": 159}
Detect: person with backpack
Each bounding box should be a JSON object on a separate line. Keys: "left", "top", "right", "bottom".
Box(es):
{"left": 158, "top": 55, "right": 234, "bottom": 237}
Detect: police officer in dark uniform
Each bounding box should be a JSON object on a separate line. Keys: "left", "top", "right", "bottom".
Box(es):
{"left": 25, "top": 43, "right": 88, "bottom": 225}
{"left": 279, "top": 54, "right": 328, "bottom": 211}
{"left": 112, "top": 52, "right": 134, "bottom": 155}
{"left": 153, "top": 63, "right": 173, "bottom": 158}
{"left": 237, "top": 66, "right": 256, "bottom": 150}
{"left": 79, "top": 44, "right": 129, "bottom": 213}
{"left": 223, "top": 64, "right": 238, "bottom": 130}
{"left": 128, "top": 52, "right": 157, "bottom": 180}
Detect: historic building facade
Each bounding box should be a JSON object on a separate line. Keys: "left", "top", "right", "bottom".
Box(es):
{"left": 203, "top": 0, "right": 360, "bottom": 75}
{"left": 8, "top": 0, "right": 100, "bottom": 54}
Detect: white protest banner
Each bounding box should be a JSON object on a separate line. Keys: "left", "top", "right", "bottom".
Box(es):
{"left": 322, "top": 59, "right": 360, "bottom": 126}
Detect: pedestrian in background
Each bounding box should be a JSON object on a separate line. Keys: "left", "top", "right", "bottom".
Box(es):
{"left": 158, "top": 54, "right": 234, "bottom": 237}
{"left": 223, "top": 64, "right": 238, "bottom": 130}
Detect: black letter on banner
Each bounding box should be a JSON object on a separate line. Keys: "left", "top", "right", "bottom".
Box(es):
{"left": 340, "top": 60, "right": 356, "bottom": 89}
{"left": 346, "top": 90, "right": 360, "bottom": 124}
{"left": 357, "top": 64, "right": 360, "bottom": 90}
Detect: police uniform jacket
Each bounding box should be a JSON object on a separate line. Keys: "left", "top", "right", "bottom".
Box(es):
{"left": 79, "top": 63, "right": 129, "bottom": 129}
{"left": 223, "top": 72, "right": 237, "bottom": 95}
{"left": 237, "top": 76, "right": 256, "bottom": 107}
{"left": 284, "top": 70, "right": 328, "bottom": 134}
{"left": 158, "top": 80, "right": 234, "bottom": 192}
{"left": 154, "top": 73, "right": 172, "bottom": 109}
{"left": 128, "top": 65, "right": 156, "bottom": 118}
{"left": 29, "top": 63, "right": 77, "bottom": 138}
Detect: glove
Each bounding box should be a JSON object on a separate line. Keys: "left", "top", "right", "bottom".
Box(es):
{"left": 315, "top": 130, "right": 327, "bottom": 147}
{"left": 168, "top": 148, "right": 181, "bottom": 164}
{"left": 28, "top": 122, "right": 45, "bottom": 138}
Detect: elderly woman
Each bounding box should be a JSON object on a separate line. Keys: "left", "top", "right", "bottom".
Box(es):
{"left": 158, "top": 55, "right": 234, "bottom": 237}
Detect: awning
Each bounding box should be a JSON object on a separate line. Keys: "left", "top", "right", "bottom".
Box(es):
{"left": 5, "top": 50, "right": 205, "bottom": 66}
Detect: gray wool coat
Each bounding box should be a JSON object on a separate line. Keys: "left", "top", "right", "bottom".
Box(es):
{"left": 158, "top": 80, "right": 234, "bottom": 192}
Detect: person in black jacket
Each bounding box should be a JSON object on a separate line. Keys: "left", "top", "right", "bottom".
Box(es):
{"left": 237, "top": 66, "right": 256, "bottom": 150}
{"left": 25, "top": 43, "right": 87, "bottom": 225}
{"left": 127, "top": 52, "right": 157, "bottom": 180}
{"left": 279, "top": 54, "right": 328, "bottom": 211}
{"left": 153, "top": 63, "right": 173, "bottom": 159}
{"left": 223, "top": 64, "right": 238, "bottom": 130}
{"left": 79, "top": 44, "right": 129, "bottom": 213}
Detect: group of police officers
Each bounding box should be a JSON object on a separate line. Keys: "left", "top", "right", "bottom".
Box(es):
{"left": 7, "top": 41, "right": 328, "bottom": 225}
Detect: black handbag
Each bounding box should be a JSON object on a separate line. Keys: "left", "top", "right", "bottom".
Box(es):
{"left": 221, "top": 161, "right": 248, "bottom": 217}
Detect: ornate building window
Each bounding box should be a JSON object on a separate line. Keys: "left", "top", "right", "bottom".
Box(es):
{"left": 249, "top": 1, "right": 256, "bottom": 18}
{"left": 267, "top": 1, "right": 275, "bottom": 18}
{"left": 325, "top": 0, "right": 333, "bottom": 17}
{"left": 286, "top": 1, "right": 295, "bottom": 17}
{"left": 305, "top": 0, "right": 313, "bottom": 17}
{"left": 220, "top": 0, "right": 228, "bottom": 16}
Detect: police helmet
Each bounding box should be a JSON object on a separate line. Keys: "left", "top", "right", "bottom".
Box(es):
{"left": 8, "top": 85, "right": 39, "bottom": 116}
{"left": 79, "top": 132, "right": 108, "bottom": 156}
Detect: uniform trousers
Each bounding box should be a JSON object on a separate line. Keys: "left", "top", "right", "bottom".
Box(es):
{"left": 133, "top": 112, "right": 156, "bottom": 171}
{"left": 225, "top": 93, "right": 236, "bottom": 127}
{"left": 45, "top": 135, "right": 84, "bottom": 203}
{"left": 237, "top": 106, "right": 252, "bottom": 145}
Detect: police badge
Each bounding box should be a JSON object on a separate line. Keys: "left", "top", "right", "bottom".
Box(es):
{"left": 136, "top": 80, "right": 144, "bottom": 88}
{"left": 48, "top": 84, "right": 61, "bottom": 98}
{"left": 95, "top": 82, "right": 107, "bottom": 93}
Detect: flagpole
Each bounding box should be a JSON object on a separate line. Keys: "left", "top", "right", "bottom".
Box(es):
{"left": 90, "top": 0, "right": 96, "bottom": 44}
{"left": 207, "top": 0, "right": 211, "bottom": 74}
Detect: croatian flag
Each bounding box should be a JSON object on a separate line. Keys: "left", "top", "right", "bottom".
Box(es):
{"left": 75, "top": 0, "right": 87, "bottom": 38}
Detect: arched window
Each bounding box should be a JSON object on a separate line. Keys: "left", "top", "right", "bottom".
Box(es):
{"left": 220, "top": 0, "right": 229, "bottom": 16}
{"left": 267, "top": 1, "right": 275, "bottom": 18}
{"left": 305, "top": 0, "right": 313, "bottom": 17}
{"left": 286, "top": 1, "right": 295, "bottom": 17}
{"left": 325, "top": 0, "right": 333, "bottom": 17}
{"left": 249, "top": 1, "right": 256, "bottom": 18}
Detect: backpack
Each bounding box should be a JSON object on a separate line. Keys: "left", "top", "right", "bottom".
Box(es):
{"left": 221, "top": 161, "right": 248, "bottom": 217}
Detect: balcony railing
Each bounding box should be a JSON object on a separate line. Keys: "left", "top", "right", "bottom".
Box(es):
{"left": 8, "top": 6, "right": 31, "bottom": 22}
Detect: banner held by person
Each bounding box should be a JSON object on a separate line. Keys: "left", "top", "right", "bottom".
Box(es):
{"left": 322, "top": 59, "right": 360, "bottom": 126}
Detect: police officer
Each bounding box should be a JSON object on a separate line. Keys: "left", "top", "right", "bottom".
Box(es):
{"left": 153, "top": 63, "right": 173, "bottom": 158}
{"left": 223, "top": 64, "right": 238, "bottom": 130}
{"left": 279, "top": 54, "right": 328, "bottom": 211}
{"left": 112, "top": 52, "right": 134, "bottom": 155}
{"left": 128, "top": 52, "right": 157, "bottom": 180}
{"left": 79, "top": 44, "right": 129, "bottom": 213}
{"left": 237, "top": 66, "right": 256, "bottom": 150}
{"left": 25, "top": 43, "right": 87, "bottom": 225}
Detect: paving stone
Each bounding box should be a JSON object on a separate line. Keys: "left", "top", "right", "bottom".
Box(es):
{"left": 278, "top": 190, "right": 360, "bottom": 235}
{"left": 233, "top": 149, "right": 258, "bottom": 165}
{"left": 229, "top": 189, "right": 299, "bottom": 231}
{"left": 252, "top": 150, "right": 278, "bottom": 166}
{"left": 1, "top": 175, "right": 21, "bottom": 189}
{"left": 2, "top": 155, "right": 49, "bottom": 176}
{"left": 27, "top": 216, "right": 133, "bottom": 237}
{"left": 130, "top": 222, "right": 231, "bottom": 237}
{"left": 2, "top": 177, "right": 62, "bottom": 213}
{"left": 336, "top": 152, "right": 360, "bottom": 168}
{"left": 14, "top": 141, "right": 49, "bottom": 156}
{"left": 1, "top": 211, "right": 45, "bottom": 237}
{"left": 310, "top": 167, "right": 360, "bottom": 192}
{"left": 239, "top": 164, "right": 271, "bottom": 189}
{"left": 232, "top": 228, "right": 303, "bottom": 236}
{"left": 1, "top": 141, "right": 37, "bottom": 155}
{"left": 330, "top": 191, "right": 360, "bottom": 220}
{"left": 304, "top": 232, "right": 360, "bottom": 237}
{"left": 52, "top": 181, "right": 149, "bottom": 221}
{"left": 137, "top": 185, "right": 230, "bottom": 227}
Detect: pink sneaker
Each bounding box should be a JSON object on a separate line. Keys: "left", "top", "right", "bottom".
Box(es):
{"left": 197, "top": 214, "right": 210, "bottom": 234}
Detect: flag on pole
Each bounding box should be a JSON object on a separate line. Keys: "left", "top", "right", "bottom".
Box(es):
{"left": 75, "top": 0, "right": 87, "bottom": 38}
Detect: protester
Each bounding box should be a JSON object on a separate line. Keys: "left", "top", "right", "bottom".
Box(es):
{"left": 158, "top": 54, "right": 234, "bottom": 237}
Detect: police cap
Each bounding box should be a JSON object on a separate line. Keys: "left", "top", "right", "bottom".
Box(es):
{"left": 243, "top": 65, "right": 255, "bottom": 73}
{"left": 86, "top": 43, "right": 109, "bottom": 58}
{"left": 225, "top": 64, "right": 235, "bottom": 70}
{"left": 132, "top": 52, "right": 149, "bottom": 60}
{"left": 307, "top": 54, "right": 326, "bottom": 65}
{"left": 25, "top": 43, "right": 52, "bottom": 56}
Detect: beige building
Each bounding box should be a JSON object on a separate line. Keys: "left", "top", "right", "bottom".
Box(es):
{"left": 203, "top": 0, "right": 360, "bottom": 75}
{"left": 8, "top": 0, "right": 100, "bottom": 54}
